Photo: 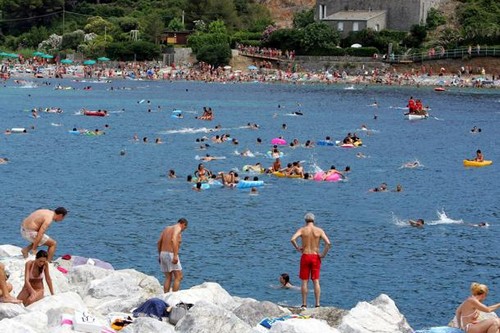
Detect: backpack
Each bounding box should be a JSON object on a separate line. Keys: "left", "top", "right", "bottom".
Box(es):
{"left": 168, "top": 302, "right": 193, "bottom": 325}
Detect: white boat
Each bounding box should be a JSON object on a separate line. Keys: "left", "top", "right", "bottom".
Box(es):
{"left": 404, "top": 113, "right": 428, "bottom": 120}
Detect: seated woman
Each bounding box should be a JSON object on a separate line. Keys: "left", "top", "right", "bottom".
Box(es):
{"left": 17, "top": 250, "right": 54, "bottom": 306}
{"left": 455, "top": 282, "right": 500, "bottom": 333}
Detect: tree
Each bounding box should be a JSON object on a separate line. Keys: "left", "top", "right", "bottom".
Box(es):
{"left": 426, "top": 8, "right": 446, "bottom": 30}
{"left": 300, "top": 23, "right": 340, "bottom": 55}
{"left": 167, "top": 18, "right": 185, "bottom": 32}
{"left": 0, "top": 0, "right": 64, "bottom": 33}
{"left": 293, "top": 9, "right": 314, "bottom": 29}
{"left": 196, "top": 42, "right": 231, "bottom": 67}
{"left": 142, "top": 13, "right": 165, "bottom": 44}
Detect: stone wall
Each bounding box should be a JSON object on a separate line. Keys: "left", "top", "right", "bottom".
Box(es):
{"left": 294, "top": 55, "right": 389, "bottom": 72}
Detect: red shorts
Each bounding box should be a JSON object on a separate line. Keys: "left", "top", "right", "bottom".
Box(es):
{"left": 299, "top": 254, "right": 321, "bottom": 280}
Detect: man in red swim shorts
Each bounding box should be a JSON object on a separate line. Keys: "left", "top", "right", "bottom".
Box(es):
{"left": 291, "top": 212, "right": 331, "bottom": 308}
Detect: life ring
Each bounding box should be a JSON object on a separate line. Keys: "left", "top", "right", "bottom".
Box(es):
{"left": 316, "top": 140, "right": 335, "bottom": 146}
{"left": 271, "top": 138, "right": 287, "bottom": 145}
{"left": 266, "top": 151, "right": 284, "bottom": 158}
{"left": 313, "top": 172, "right": 342, "bottom": 182}
{"left": 11, "top": 128, "right": 27, "bottom": 133}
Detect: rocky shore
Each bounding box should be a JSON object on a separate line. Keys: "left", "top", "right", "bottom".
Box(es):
{"left": 0, "top": 244, "right": 419, "bottom": 333}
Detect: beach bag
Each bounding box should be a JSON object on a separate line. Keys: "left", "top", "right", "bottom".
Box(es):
{"left": 168, "top": 302, "right": 193, "bottom": 325}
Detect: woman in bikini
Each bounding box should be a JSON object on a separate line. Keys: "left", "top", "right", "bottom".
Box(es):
{"left": 455, "top": 282, "right": 500, "bottom": 333}
{"left": 17, "top": 250, "right": 54, "bottom": 306}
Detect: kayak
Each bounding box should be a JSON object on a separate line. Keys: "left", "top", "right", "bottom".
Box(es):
{"left": 463, "top": 160, "right": 492, "bottom": 167}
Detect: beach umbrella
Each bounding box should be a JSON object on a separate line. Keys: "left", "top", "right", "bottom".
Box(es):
{"left": 33, "top": 51, "right": 45, "bottom": 56}
{"left": 6, "top": 53, "right": 19, "bottom": 58}
{"left": 223, "top": 65, "right": 231, "bottom": 70}
{"left": 351, "top": 43, "right": 362, "bottom": 48}
{"left": 60, "top": 59, "right": 73, "bottom": 64}
{"left": 41, "top": 54, "right": 54, "bottom": 59}
{"left": 83, "top": 60, "right": 96, "bottom": 65}
{"left": 247, "top": 65, "right": 258, "bottom": 70}
{"left": 0, "top": 51, "right": 8, "bottom": 57}
{"left": 97, "top": 57, "right": 110, "bottom": 61}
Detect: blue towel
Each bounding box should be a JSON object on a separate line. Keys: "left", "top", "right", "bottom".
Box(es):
{"left": 133, "top": 298, "right": 169, "bottom": 321}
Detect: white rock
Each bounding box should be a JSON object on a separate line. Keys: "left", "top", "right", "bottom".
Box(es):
{"left": 337, "top": 294, "right": 413, "bottom": 333}
{"left": 161, "top": 282, "right": 239, "bottom": 310}
{"left": 120, "top": 317, "right": 175, "bottom": 333}
{"left": 0, "top": 311, "right": 48, "bottom": 333}
{"left": 233, "top": 300, "right": 290, "bottom": 326}
{"left": 0, "top": 302, "right": 28, "bottom": 320}
{"left": 27, "top": 292, "right": 86, "bottom": 314}
{"left": 269, "top": 318, "right": 340, "bottom": 333}
{"left": 175, "top": 300, "right": 253, "bottom": 333}
{"left": 0, "top": 244, "right": 24, "bottom": 258}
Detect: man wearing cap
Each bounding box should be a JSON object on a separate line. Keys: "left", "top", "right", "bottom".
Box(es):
{"left": 20, "top": 207, "right": 68, "bottom": 262}
{"left": 291, "top": 212, "right": 331, "bottom": 308}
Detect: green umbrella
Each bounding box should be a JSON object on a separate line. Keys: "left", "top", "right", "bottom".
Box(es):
{"left": 0, "top": 52, "right": 8, "bottom": 57}
{"left": 41, "top": 54, "right": 54, "bottom": 59}
{"left": 97, "top": 57, "right": 110, "bottom": 61}
{"left": 60, "top": 59, "right": 73, "bottom": 64}
{"left": 33, "top": 51, "right": 45, "bottom": 56}
{"left": 6, "top": 53, "right": 19, "bottom": 58}
{"left": 83, "top": 60, "right": 96, "bottom": 65}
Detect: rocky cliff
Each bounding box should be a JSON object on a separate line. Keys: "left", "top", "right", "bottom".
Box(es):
{"left": 260, "top": 0, "right": 315, "bottom": 27}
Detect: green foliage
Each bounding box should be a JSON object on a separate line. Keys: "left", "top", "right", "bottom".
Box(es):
{"left": 111, "top": 17, "right": 140, "bottom": 33}
{"left": 142, "top": 13, "right": 165, "bottom": 44}
{"left": 300, "top": 23, "right": 340, "bottom": 55}
{"left": 106, "top": 40, "right": 161, "bottom": 60}
{"left": 426, "top": 8, "right": 446, "bottom": 30}
{"left": 231, "top": 30, "right": 261, "bottom": 47}
{"left": 167, "top": 18, "right": 185, "bottom": 32}
{"left": 344, "top": 46, "right": 380, "bottom": 57}
{"left": 0, "top": 0, "right": 64, "bottom": 34}
{"left": 16, "top": 26, "right": 51, "bottom": 49}
{"left": 456, "top": 0, "right": 500, "bottom": 44}
{"left": 403, "top": 24, "right": 427, "bottom": 48}
{"left": 188, "top": 32, "right": 230, "bottom": 53}
{"left": 293, "top": 9, "right": 315, "bottom": 29}
{"left": 61, "top": 30, "right": 85, "bottom": 50}
{"left": 264, "top": 28, "right": 303, "bottom": 53}
{"left": 196, "top": 42, "right": 231, "bottom": 67}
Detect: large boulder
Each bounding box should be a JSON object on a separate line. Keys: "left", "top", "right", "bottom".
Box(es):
{"left": 0, "top": 311, "right": 48, "bottom": 333}
{"left": 269, "top": 317, "right": 341, "bottom": 333}
{"left": 175, "top": 300, "right": 253, "bottom": 333}
{"left": 0, "top": 303, "right": 28, "bottom": 320}
{"left": 162, "top": 282, "right": 239, "bottom": 310}
{"left": 337, "top": 294, "right": 413, "bottom": 333}
{"left": 233, "top": 300, "right": 290, "bottom": 326}
{"left": 120, "top": 317, "right": 175, "bottom": 333}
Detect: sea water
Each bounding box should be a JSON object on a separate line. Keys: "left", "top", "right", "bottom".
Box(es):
{"left": 0, "top": 79, "right": 499, "bottom": 330}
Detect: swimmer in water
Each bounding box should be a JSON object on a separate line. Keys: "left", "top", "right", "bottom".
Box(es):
{"left": 409, "top": 219, "right": 425, "bottom": 228}
{"left": 279, "top": 273, "right": 293, "bottom": 289}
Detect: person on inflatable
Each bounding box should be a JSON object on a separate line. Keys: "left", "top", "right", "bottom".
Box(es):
{"left": 474, "top": 149, "right": 484, "bottom": 162}
{"left": 323, "top": 165, "right": 344, "bottom": 180}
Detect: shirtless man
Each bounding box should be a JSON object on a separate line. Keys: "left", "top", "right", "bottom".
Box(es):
{"left": 20, "top": 207, "right": 68, "bottom": 262}
{"left": 291, "top": 213, "right": 331, "bottom": 308}
{"left": 157, "top": 218, "right": 188, "bottom": 293}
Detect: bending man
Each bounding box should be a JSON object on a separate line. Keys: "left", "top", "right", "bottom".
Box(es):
{"left": 158, "top": 218, "right": 188, "bottom": 293}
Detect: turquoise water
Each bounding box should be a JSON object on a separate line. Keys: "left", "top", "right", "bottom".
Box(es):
{"left": 0, "top": 79, "right": 499, "bottom": 329}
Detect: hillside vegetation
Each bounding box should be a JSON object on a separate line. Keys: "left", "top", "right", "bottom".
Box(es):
{"left": 0, "top": 0, "right": 498, "bottom": 64}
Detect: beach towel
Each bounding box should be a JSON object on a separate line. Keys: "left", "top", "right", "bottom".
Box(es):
{"left": 132, "top": 298, "right": 169, "bottom": 321}
{"left": 259, "top": 314, "right": 310, "bottom": 329}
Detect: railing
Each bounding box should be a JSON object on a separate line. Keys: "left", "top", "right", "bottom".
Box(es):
{"left": 386, "top": 46, "right": 500, "bottom": 64}
{"left": 239, "top": 51, "right": 293, "bottom": 62}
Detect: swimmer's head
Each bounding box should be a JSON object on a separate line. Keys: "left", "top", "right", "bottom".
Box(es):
{"left": 471, "top": 282, "right": 488, "bottom": 296}
{"left": 280, "top": 273, "right": 290, "bottom": 285}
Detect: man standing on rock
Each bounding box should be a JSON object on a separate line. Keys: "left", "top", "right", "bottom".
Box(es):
{"left": 291, "top": 212, "right": 331, "bottom": 308}
{"left": 158, "top": 218, "right": 188, "bottom": 293}
{"left": 20, "top": 207, "right": 68, "bottom": 262}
